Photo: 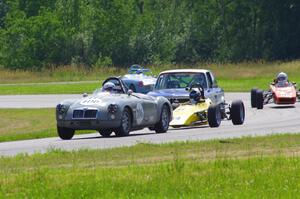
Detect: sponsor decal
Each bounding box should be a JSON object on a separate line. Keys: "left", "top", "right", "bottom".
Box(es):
{"left": 80, "top": 97, "right": 102, "bottom": 105}
{"left": 136, "top": 103, "right": 144, "bottom": 125}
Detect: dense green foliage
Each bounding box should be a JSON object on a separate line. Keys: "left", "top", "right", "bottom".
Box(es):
{"left": 0, "top": 0, "right": 300, "bottom": 69}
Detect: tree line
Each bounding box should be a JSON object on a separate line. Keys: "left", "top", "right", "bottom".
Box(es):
{"left": 0, "top": 0, "right": 300, "bottom": 69}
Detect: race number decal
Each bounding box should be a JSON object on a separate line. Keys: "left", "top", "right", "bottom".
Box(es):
{"left": 136, "top": 103, "right": 144, "bottom": 125}
{"left": 80, "top": 97, "right": 102, "bottom": 105}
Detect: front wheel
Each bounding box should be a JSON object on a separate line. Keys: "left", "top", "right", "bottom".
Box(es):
{"left": 208, "top": 104, "right": 221, "bottom": 127}
{"left": 57, "top": 126, "right": 75, "bottom": 140}
{"left": 251, "top": 88, "right": 257, "bottom": 108}
{"left": 154, "top": 104, "right": 170, "bottom": 133}
{"left": 230, "top": 100, "right": 245, "bottom": 125}
{"left": 256, "top": 90, "right": 264, "bottom": 109}
{"left": 99, "top": 130, "right": 112, "bottom": 137}
{"left": 115, "top": 108, "right": 131, "bottom": 137}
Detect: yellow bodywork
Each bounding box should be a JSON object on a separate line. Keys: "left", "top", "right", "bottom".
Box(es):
{"left": 170, "top": 99, "right": 212, "bottom": 127}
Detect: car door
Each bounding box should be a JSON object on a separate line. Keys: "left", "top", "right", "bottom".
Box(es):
{"left": 133, "top": 94, "right": 158, "bottom": 126}
{"left": 205, "top": 72, "right": 218, "bottom": 104}
{"left": 206, "top": 72, "right": 224, "bottom": 104}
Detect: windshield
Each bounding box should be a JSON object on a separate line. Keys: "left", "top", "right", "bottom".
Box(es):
{"left": 155, "top": 72, "right": 207, "bottom": 90}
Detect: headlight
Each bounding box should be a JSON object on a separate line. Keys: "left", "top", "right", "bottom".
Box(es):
{"left": 107, "top": 104, "right": 118, "bottom": 113}
{"left": 56, "top": 104, "right": 68, "bottom": 114}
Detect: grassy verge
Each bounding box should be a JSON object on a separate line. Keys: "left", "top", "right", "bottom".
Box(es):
{"left": 0, "top": 108, "right": 95, "bottom": 142}
{"left": 1, "top": 61, "right": 300, "bottom": 94}
{"left": 1, "top": 133, "right": 300, "bottom": 197}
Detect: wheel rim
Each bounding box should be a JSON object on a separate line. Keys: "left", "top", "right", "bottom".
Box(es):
{"left": 161, "top": 107, "right": 169, "bottom": 130}
{"left": 122, "top": 111, "right": 130, "bottom": 132}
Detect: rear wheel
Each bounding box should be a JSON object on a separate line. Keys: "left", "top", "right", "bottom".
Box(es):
{"left": 230, "top": 100, "right": 245, "bottom": 125}
{"left": 57, "top": 126, "right": 75, "bottom": 140}
{"left": 208, "top": 104, "right": 221, "bottom": 127}
{"left": 154, "top": 104, "right": 170, "bottom": 133}
{"left": 115, "top": 108, "right": 131, "bottom": 137}
{"left": 251, "top": 88, "right": 257, "bottom": 108}
{"left": 256, "top": 90, "right": 264, "bottom": 109}
{"left": 99, "top": 130, "right": 112, "bottom": 137}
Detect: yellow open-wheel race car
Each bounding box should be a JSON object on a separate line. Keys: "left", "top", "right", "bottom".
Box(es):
{"left": 170, "top": 84, "right": 245, "bottom": 128}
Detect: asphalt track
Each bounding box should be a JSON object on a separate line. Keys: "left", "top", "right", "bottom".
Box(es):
{"left": 0, "top": 93, "right": 299, "bottom": 156}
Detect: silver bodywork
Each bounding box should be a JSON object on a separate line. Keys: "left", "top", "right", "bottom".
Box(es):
{"left": 148, "top": 69, "right": 225, "bottom": 106}
{"left": 56, "top": 77, "right": 172, "bottom": 132}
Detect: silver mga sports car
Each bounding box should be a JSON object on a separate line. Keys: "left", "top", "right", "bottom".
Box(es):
{"left": 56, "top": 77, "right": 172, "bottom": 140}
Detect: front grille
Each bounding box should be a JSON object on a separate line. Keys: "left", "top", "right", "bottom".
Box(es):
{"left": 84, "top": 110, "right": 98, "bottom": 118}
{"left": 73, "top": 109, "right": 98, "bottom": 119}
{"left": 73, "top": 110, "right": 84, "bottom": 118}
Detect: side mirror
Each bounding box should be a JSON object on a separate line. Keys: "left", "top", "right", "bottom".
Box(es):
{"left": 127, "top": 89, "right": 133, "bottom": 96}
{"left": 82, "top": 93, "right": 88, "bottom": 97}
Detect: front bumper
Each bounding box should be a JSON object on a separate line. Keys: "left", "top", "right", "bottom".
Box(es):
{"left": 275, "top": 97, "right": 296, "bottom": 104}
{"left": 57, "top": 119, "right": 121, "bottom": 130}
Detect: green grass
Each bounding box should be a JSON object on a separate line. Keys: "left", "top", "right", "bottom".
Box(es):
{"left": 1, "top": 60, "right": 300, "bottom": 94}
{"left": 0, "top": 81, "right": 100, "bottom": 95}
{"left": 0, "top": 108, "right": 95, "bottom": 142}
{"left": 1, "top": 133, "right": 300, "bottom": 197}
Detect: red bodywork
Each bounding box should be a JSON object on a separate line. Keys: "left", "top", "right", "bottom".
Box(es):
{"left": 270, "top": 84, "right": 297, "bottom": 104}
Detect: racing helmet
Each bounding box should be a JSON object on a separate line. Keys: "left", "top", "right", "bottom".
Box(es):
{"left": 276, "top": 72, "right": 288, "bottom": 82}
{"left": 189, "top": 89, "right": 201, "bottom": 103}
{"left": 102, "top": 82, "right": 115, "bottom": 92}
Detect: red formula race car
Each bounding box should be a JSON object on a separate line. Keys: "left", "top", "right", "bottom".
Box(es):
{"left": 251, "top": 73, "right": 300, "bottom": 109}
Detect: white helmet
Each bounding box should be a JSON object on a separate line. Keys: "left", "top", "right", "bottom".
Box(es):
{"left": 277, "top": 72, "right": 288, "bottom": 82}
{"left": 102, "top": 82, "right": 115, "bottom": 92}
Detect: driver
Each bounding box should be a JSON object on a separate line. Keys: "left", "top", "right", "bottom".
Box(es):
{"left": 274, "top": 72, "right": 288, "bottom": 85}
{"left": 101, "top": 82, "right": 116, "bottom": 93}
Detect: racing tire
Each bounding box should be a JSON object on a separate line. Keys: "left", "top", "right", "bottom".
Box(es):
{"left": 115, "top": 108, "right": 131, "bottom": 137}
{"left": 99, "top": 129, "right": 113, "bottom": 137}
{"left": 251, "top": 88, "right": 258, "bottom": 108}
{"left": 230, "top": 100, "right": 245, "bottom": 125}
{"left": 208, "top": 104, "right": 222, "bottom": 128}
{"left": 154, "top": 104, "right": 170, "bottom": 133}
{"left": 57, "top": 126, "right": 75, "bottom": 140}
{"left": 256, "top": 90, "right": 264, "bottom": 109}
{"left": 148, "top": 127, "right": 155, "bottom": 131}
{"left": 129, "top": 84, "right": 136, "bottom": 92}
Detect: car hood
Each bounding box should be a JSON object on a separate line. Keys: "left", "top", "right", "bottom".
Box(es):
{"left": 68, "top": 93, "right": 128, "bottom": 109}
{"left": 148, "top": 88, "right": 189, "bottom": 98}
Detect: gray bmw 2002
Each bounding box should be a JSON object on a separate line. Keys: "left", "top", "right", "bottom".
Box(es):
{"left": 56, "top": 77, "right": 172, "bottom": 139}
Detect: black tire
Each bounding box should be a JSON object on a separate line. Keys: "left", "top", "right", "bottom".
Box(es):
{"left": 230, "top": 100, "right": 245, "bottom": 125}
{"left": 99, "top": 129, "right": 112, "bottom": 137}
{"left": 57, "top": 126, "right": 75, "bottom": 140}
{"left": 256, "top": 90, "right": 264, "bottom": 109}
{"left": 251, "top": 88, "right": 257, "bottom": 108}
{"left": 115, "top": 108, "right": 131, "bottom": 137}
{"left": 154, "top": 104, "right": 170, "bottom": 133}
{"left": 148, "top": 127, "right": 155, "bottom": 131}
{"left": 208, "top": 104, "right": 222, "bottom": 127}
{"left": 129, "top": 84, "right": 136, "bottom": 92}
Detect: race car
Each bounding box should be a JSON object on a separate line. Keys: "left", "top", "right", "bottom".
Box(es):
{"left": 121, "top": 64, "right": 157, "bottom": 94}
{"left": 251, "top": 72, "right": 300, "bottom": 109}
{"left": 56, "top": 77, "right": 172, "bottom": 140}
{"left": 170, "top": 83, "right": 245, "bottom": 128}
{"left": 148, "top": 69, "right": 225, "bottom": 109}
